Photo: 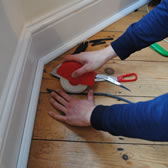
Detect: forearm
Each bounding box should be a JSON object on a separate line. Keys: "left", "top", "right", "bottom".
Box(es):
{"left": 111, "top": 0, "right": 168, "bottom": 60}
{"left": 101, "top": 45, "right": 118, "bottom": 61}
{"left": 91, "top": 93, "right": 168, "bottom": 141}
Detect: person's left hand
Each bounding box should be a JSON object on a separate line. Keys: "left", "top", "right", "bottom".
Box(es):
{"left": 48, "top": 90, "right": 95, "bottom": 126}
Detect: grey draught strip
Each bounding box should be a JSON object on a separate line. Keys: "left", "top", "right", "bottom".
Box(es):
{"left": 46, "top": 88, "right": 133, "bottom": 104}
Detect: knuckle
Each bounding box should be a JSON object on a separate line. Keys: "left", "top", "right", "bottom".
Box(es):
{"left": 60, "top": 90, "right": 65, "bottom": 97}
{"left": 54, "top": 96, "right": 59, "bottom": 102}
{"left": 58, "top": 89, "right": 62, "bottom": 94}
{"left": 64, "top": 117, "right": 68, "bottom": 122}
{"left": 51, "top": 92, "right": 56, "bottom": 97}
{"left": 67, "top": 103, "right": 72, "bottom": 108}
{"left": 83, "top": 67, "right": 89, "bottom": 72}
{"left": 53, "top": 101, "right": 58, "bottom": 107}
{"left": 55, "top": 93, "right": 61, "bottom": 100}
{"left": 84, "top": 65, "right": 91, "bottom": 72}
{"left": 50, "top": 98, "right": 55, "bottom": 104}
{"left": 52, "top": 92, "right": 58, "bottom": 98}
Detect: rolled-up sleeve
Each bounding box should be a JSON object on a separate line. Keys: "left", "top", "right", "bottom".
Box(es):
{"left": 111, "top": 0, "right": 168, "bottom": 60}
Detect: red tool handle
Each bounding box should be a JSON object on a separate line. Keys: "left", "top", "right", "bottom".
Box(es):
{"left": 117, "top": 73, "right": 138, "bottom": 82}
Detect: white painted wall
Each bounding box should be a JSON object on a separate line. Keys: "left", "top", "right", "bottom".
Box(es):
{"left": 0, "top": 0, "right": 23, "bottom": 100}
{"left": 1, "top": 0, "right": 24, "bottom": 36}
{"left": 1, "top": 0, "right": 77, "bottom": 33}
{"left": 0, "top": 0, "right": 77, "bottom": 106}
{"left": 22, "top": 0, "right": 78, "bottom": 22}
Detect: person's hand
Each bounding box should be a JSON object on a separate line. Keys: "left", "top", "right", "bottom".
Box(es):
{"left": 48, "top": 90, "right": 95, "bottom": 127}
{"left": 64, "top": 45, "right": 117, "bottom": 78}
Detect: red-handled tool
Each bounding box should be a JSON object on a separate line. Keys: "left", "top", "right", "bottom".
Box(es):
{"left": 117, "top": 73, "right": 138, "bottom": 82}
{"left": 51, "top": 62, "right": 138, "bottom": 93}
{"left": 95, "top": 73, "right": 138, "bottom": 91}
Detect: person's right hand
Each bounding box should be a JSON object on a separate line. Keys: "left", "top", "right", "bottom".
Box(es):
{"left": 64, "top": 45, "right": 117, "bottom": 78}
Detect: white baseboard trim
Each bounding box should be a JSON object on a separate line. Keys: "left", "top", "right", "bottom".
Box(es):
{"left": 16, "top": 60, "right": 44, "bottom": 168}
{"left": 0, "top": 28, "right": 33, "bottom": 168}
{"left": 27, "top": 0, "right": 99, "bottom": 33}
{"left": 0, "top": 0, "right": 149, "bottom": 167}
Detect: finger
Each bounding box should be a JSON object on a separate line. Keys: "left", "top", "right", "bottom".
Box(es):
{"left": 50, "top": 98, "right": 67, "bottom": 113}
{"left": 64, "top": 55, "right": 81, "bottom": 62}
{"left": 72, "top": 64, "right": 90, "bottom": 78}
{"left": 48, "top": 111, "right": 66, "bottom": 122}
{"left": 56, "top": 90, "right": 72, "bottom": 102}
{"left": 88, "top": 90, "right": 94, "bottom": 103}
{"left": 51, "top": 92, "right": 69, "bottom": 106}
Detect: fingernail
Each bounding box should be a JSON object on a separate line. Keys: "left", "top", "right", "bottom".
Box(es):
{"left": 51, "top": 90, "right": 59, "bottom": 95}
{"left": 72, "top": 73, "right": 76, "bottom": 78}
{"left": 48, "top": 111, "right": 53, "bottom": 115}
{"left": 51, "top": 92, "right": 55, "bottom": 95}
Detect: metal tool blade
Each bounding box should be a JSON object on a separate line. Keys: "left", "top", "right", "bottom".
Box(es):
{"left": 119, "top": 85, "right": 131, "bottom": 92}
{"left": 96, "top": 74, "right": 131, "bottom": 91}
{"left": 106, "top": 76, "right": 131, "bottom": 91}
{"left": 50, "top": 64, "right": 61, "bottom": 78}
{"left": 95, "top": 75, "right": 117, "bottom": 82}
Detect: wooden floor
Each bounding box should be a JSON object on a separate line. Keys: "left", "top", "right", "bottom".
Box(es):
{"left": 28, "top": 6, "right": 168, "bottom": 168}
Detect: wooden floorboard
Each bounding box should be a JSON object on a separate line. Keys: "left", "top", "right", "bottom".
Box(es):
{"left": 32, "top": 93, "right": 154, "bottom": 143}
{"left": 28, "top": 5, "right": 168, "bottom": 168}
{"left": 103, "top": 10, "right": 146, "bottom": 32}
{"left": 28, "top": 141, "right": 168, "bottom": 168}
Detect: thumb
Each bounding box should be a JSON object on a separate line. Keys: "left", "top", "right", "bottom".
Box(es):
{"left": 88, "top": 90, "right": 94, "bottom": 103}
{"left": 64, "top": 55, "right": 81, "bottom": 62}
{"left": 72, "top": 64, "right": 89, "bottom": 78}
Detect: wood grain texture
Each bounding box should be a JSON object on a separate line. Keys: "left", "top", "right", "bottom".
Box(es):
{"left": 103, "top": 10, "right": 146, "bottom": 32}
{"left": 28, "top": 140, "right": 168, "bottom": 168}
{"left": 32, "top": 93, "right": 154, "bottom": 143}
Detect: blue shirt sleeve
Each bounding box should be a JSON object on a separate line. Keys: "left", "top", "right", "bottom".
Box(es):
{"left": 91, "top": 93, "right": 168, "bottom": 141}
{"left": 90, "top": 1, "right": 168, "bottom": 141}
{"left": 111, "top": 0, "right": 168, "bottom": 60}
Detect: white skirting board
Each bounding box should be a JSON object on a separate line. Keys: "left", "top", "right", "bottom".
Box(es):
{"left": 0, "top": 0, "right": 150, "bottom": 167}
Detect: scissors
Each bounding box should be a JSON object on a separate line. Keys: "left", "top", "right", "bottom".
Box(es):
{"left": 95, "top": 73, "right": 137, "bottom": 91}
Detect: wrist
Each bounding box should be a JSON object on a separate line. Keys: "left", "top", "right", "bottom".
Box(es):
{"left": 86, "top": 105, "right": 96, "bottom": 126}
{"left": 102, "top": 45, "right": 117, "bottom": 61}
